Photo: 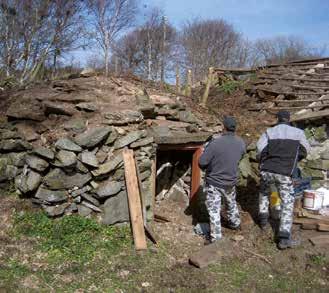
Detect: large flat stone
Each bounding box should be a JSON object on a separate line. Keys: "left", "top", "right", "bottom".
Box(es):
{"left": 102, "top": 191, "right": 129, "bottom": 225}
{"left": 0, "top": 139, "right": 32, "bottom": 151}
{"left": 33, "top": 147, "right": 55, "bottom": 160}
{"left": 15, "top": 170, "right": 42, "bottom": 194}
{"left": 43, "top": 203, "right": 70, "bottom": 217}
{"left": 6, "top": 101, "right": 45, "bottom": 121}
{"left": 35, "top": 186, "right": 68, "bottom": 204}
{"left": 91, "top": 153, "right": 123, "bottom": 177}
{"left": 53, "top": 150, "right": 77, "bottom": 168}
{"left": 55, "top": 138, "right": 82, "bottom": 152}
{"left": 130, "top": 137, "right": 154, "bottom": 148}
{"left": 104, "top": 110, "right": 143, "bottom": 126}
{"left": 80, "top": 152, "right": 99, "bottom": 168}
{"left": 74, "top": 127, "right": 112, "bottom": 148}
{"left": 26, "top": 155, "right": 49, "bottom": 172}
{"left": 44, "top": 101, "right": 76, "bottom": 116}
{"left": 114, "top": 130, "right": 146, "bottom": 149}
{"left": 95, "top": 181, "right": 122, "bottom": 199}
{"left": 43, "top": 168, "right": 92, "bottom": 190}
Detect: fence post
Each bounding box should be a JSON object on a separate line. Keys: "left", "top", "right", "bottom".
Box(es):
{"left": 175, "top": 65, "right": 181, "bottom": 94}
{"left": 185, "top": 69, "right": 192, "bottom": 97}
{"left": 201, "top": 67, "right": 214, "bottom": 106}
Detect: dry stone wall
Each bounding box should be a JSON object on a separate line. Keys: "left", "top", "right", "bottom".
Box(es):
{"left": 0, "top": 123, "right": 156, "bottom": 224}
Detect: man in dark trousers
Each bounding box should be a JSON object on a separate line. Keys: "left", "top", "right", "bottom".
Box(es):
{"left": 199, "top": 116, "right": 246, "bottom": 244}
{"left": 257, "top": 110, "right": 310, "bottom": 250}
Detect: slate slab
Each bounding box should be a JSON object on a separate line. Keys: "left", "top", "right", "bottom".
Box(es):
{"left": 74, "top": 127, "right": 112, "bottom": 148}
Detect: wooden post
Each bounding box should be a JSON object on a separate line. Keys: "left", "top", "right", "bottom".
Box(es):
{"left": 150, "top": 158, "right": 156, "bottom": 221}
{"left": 175, "top": 65, "right": 181, "bottom": 94}
{"left": 185, "top": 69, "right": 192, "bottom": 97}
{"left": 191, "top": 147, "right": 202, "bottom": 200}
{"left": 123, "top": 149, "right": 147, "bottom": 250}
{"left": 201, "top": 67, "right": 214, "bottom": 106}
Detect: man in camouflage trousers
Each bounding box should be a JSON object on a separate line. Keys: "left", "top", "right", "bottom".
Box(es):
{"left": 199, "top": 116, "right": 246, "bottom": 244}
{"left": 257, "top": 110, "right": 310, "bottom": 249}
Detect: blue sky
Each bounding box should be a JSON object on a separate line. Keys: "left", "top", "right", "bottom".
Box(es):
{"left": 142, "top": 0, "right": 329, "bottom": 48}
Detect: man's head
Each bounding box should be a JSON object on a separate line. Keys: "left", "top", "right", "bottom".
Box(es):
{"left": 277, "top": 110, "right": 290, "bottom": 123}
{"left": 223, "top": 116, "right": 236, "bottom": 132}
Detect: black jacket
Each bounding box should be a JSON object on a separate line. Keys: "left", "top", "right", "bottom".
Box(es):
{"left": 256, "top": 123, "right": 310, "bottom": 176}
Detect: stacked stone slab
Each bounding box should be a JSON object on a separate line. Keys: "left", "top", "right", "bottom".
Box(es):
{"left": 0, "top": 121, "right": 156, "bottom": 225}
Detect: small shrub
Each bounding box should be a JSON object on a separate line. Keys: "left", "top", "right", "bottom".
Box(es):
{"left": 218, "top": 80, "right": 243, "bottom": 95}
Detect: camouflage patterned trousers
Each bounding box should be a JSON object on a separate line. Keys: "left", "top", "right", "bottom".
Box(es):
{"left": 205, "top": 184, "right": 241, "bottom": 241}
{"left": 259, "top": 171, "right": 295, "bottom": 239}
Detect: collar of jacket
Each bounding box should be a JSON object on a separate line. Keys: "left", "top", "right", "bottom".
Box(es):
{"left": 277, "top": 122, "right": 291, "bottom": 126}
{"left": 223, "top": 131, "right": 235, "bottom": 136}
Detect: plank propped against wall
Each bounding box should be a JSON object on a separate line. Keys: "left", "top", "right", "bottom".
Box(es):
{"left": 123, "top": 148, "right": 147, "bottom": 250}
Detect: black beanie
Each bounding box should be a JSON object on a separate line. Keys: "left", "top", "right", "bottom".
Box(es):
{"left": 277, "top": 110, "right": 290, "bottom": 122}
{"left": 223, "top": 116, "right": 236, "bottom": 132}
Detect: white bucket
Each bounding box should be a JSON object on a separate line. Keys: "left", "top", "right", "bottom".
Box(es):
{"left": 303, "top": 190, "right": 324, "bottom": 210}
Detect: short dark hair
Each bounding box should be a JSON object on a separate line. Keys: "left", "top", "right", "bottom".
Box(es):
{"left": 223, "top": 116, "right": 236, "bottom": 132}
{"left": 277, "top": 110, "right": 290, "bottom": 122}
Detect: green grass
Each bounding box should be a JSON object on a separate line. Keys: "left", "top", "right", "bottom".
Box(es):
{"left": 218, "top": 80, "right": 243, "bottom": 95}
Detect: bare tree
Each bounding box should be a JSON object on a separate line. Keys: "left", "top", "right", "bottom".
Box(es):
{"left": 0, "top": 0, "right": 84, "bottom": 84}
{"left": 114, "top": 7, "right": 177, "bottom": 81}
{"left": 253, "top": 35, "right": 325, "bottom": 65}
{"left": 86, "top": 0, "right": 137, "bottom": 76}
{"left": 179, "top": 19, "right": 246, "bottom": 81}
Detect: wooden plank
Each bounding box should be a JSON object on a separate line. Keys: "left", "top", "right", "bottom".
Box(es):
{"left": 293, "top": 218, "right": 329, "bottom": 226}
{"left": 150, "top": 158, "right": 156, "bottom": 221}
{"left": 189, "top": 240, "right": 231, "bottom": 268}
{"left": 191, "top": 147, "right": 202, "bottom": 200}
{"left": 123, "top": 149, "right": 147, "bottom": 251}
{"left": 309, "top": 235, "right": 329, "bottom": 246}
{"left": 154, "top": 214, "right": 171, "bottom": 223}
{"left": 317, "top": 224, "right": 329, "bottom": 232}
{"left": 291, "top": 109, "right": 329, "bottom": 122}
{"left": 301, "top": 223, "right": 317, "bottom": 230}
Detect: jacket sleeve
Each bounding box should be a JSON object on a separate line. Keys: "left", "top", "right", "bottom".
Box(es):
{"left": 199, "top": 141, "right": 215, "bottom": 170}
{"left": 298, "top": 130, "right": 310, "bottom": 160}
{"left": 256, "top": 132, "right": 269, "bottom": 161}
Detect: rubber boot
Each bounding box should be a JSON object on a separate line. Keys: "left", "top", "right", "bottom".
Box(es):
{"left": 277, "top": 237, "right": 301, "bottom": 250}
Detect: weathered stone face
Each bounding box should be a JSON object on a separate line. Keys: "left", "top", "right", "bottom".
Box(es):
{"left": 26, "top": 155, "right": 49, "bottom": 172}
{"left": 76, "top": 102, "right": 97, "bottom": 112}
{"left": 33, "top": 147, "right": 55, "bottom": 160}
{"left": 80, "top": 152, "right": 99, "bottom": 168}
{"left": 114, "top": 130, "right": 146, "bottom": 149}
{"left": 35, "top": 187, "right": 68, "bottom": 204}
{"left": 104, "top": 110, "right": 143, "bottom": 126}
{"left": 64, "top": 118, "right": 86, "bottom": 133}
{"left": 43, "top": 203, "right": 70, "bottom": 217}
{"left": 53, "top": 150, "right": 77, "bottom": 168}
{"left": 91, "top": 153, "right": 123, "bottom": 177}
{"left": 55, "top": 138, "right": 82, "bottom": 152}
{"left": 130, "top": 137, "right": 154, "bottom": 148}
{"left": 0, "top": 139, "right": 32, "bottom": 152}
{"left": 74, "top": 127, "right": 112, "bottom": 148}
{"left": 102, "top": 191, "right": 129, "bottom": 225}
{"left": 15, "top": 170, "right": 42, "bottom": 194}
{"left": 95, "top": 181, "right": 122, "bottom": 199}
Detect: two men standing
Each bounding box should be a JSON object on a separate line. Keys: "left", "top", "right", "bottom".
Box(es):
{"left": 199, "top": 111, "right": 310, "bottom": 250}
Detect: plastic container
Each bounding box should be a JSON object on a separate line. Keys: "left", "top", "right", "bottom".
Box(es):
{"left": 303, "top": 190, "right": 324, "bottom": 210}
{"left": 270, "top": 185, "right": 281, "bottom": 220}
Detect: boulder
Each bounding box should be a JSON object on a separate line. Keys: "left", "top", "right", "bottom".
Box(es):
{"left": 53, "top": 150, "right": 77, "bottom": 168}
{"left": 43, "top": 203, "right": 70, "bottom": 217}
{"left": 35, "top": 187, "right": 67, "bottom": 204}
{"left": 178, "top": 111, "right": 198, "bottom": 124}
{"left": 76, "top": 102, "right": 97, "bottom": 112}
{"left": 95, "top": 180, "right": 122, "bottom": 199}
{"left": 130, "top": 137, "right": 154, "bottom": 148}
{"left": 6, "top": 101, "right": 45, "bottom": 121}
{"left": 43, "top": 168, "right": 92, "bottom": 190}
{"left": 64, "top": 118, "right": 86, "bottom": 133}
{"left": 91, "top": 153, "right": 123, "bottom": 177}
{"left": 136, "top": 93, "right": 156, "bottom": 119}
{"left": 55, "top": 138, "right": 82, "bottom": 152}
{"left": 74, "top": 126, "right": 112, "bottom": 148}
{"left": 26, "top": 155, "right": 49, "bottom": 172}
{"left": 77, "top": 204, "right": 92, "bottom": 217}
{"left": 33, "top": 147, "right": 55, "bottom": 160}
{"left": 102, "top": 191, "right": 129, "bottom": 225}
{"left": 44, "top": 101, "right": 76, "bottom": 116}
{"left": 0, "top": 139, "right": 32, "bottom": 152}
{"left": 114, "top": 130, "right": 146, "bottom": 149}
{"left": 80, "top": 152, "right": 99, "bottom": 168}
{"left": 104, "top": 110, "right": 143, "bottom": 126}
{"left": 0, "top": 159, "right": 18, "bottom": 182}
{"left": 15, "top": 170, "right": 42, "bottom": 194}
{"left": 6, "top": 152, "right": 27, "bottom": 167}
